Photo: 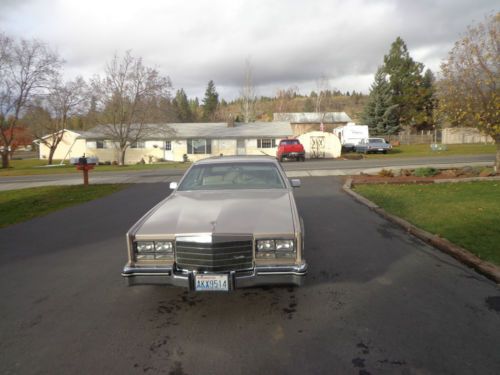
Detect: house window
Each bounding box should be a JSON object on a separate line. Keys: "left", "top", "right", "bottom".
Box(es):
{"left": 165, "top": 141, "right": 172, "bottom": 151}
{"left": 96, "top": 140, "right": 105, "bottom": 149}
{"left": 130, "top": 141, "right": 145, "bottom": 149}
{"left": 187, "top": 139, "right": 212, "bottom": 154}
{"left": 257, "top": 138, "right": 276, "bottom": 148}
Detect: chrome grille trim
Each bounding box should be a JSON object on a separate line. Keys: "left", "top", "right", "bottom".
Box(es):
{"left": 175, "top": 236, "right": 253, "bottom": 272}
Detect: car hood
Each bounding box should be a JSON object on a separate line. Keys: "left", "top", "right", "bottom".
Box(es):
{"left": 135, "top": 189, "right": 296, "bottom": 237}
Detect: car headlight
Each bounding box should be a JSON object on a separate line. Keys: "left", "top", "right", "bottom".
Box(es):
{"left": 135, "top": 240, "right": 174, "bottom": 260}
{"left": 155, "top": 241, "right": 173, "bottom": 252}
{"left": 136, "top": 241, "right": 154, "bottom": 252}
{"left": 257, "top": 240, "right": 275, "bottom": 251}
{"left": 256, "top": 239, "right": 295, "bottom": 259}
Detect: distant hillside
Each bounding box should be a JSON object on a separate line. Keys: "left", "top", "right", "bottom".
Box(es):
{"left": 221, "top": 93, "right": 368, "bottom": 123}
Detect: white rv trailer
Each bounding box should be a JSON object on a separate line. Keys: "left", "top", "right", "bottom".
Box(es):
{"left": 333, "top": 123, "right": 369, "bottom": 151}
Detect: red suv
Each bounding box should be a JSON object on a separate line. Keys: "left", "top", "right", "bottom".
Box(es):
{"left": 276, "top": 139, "right": 305, "bottom": 162}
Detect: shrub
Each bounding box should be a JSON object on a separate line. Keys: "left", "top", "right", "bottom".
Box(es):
{"left": 378, "top": 169, "right": 394, "bottom": 177}
{"left": 479, "top": 167, "right": 495, "bottom": 177}
{"left": 413, "top": 167, "right": 439, "bottom": 177}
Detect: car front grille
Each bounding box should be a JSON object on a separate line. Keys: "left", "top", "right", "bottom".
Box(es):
{"left": 175, "top": 236, "right": 253, "bottom": 272}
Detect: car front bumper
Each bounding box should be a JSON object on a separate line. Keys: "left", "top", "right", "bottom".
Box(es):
{"left": 121, "top": 262, "right": 308, "bottom": 290}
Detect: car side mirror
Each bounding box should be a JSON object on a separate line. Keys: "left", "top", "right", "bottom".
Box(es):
{"left": 169, "top": 182, "right": 178, "bottom": 190}
{"left": 290, "top": 179, "right": 301, "bottom": 188}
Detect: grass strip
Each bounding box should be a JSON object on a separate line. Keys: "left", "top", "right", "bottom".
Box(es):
{"left": 0, "top": 184, "right": 127, "bottom": 228}
{"left": 353, "top": 181, "right": 500, "bottom": 265}
{"left": 0, "top": 159, "right": 189, "bottom": 177}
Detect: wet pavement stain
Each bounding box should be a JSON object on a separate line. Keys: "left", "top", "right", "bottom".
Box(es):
{"left": 168, "top": 361, "right": 188, "bottom": 375}
{"left": 282, "top": 288, "right": 297, "bottom": 319}
{"left": 485, "top": 296, "right": 500, "bottom": 312}
{"left": 378, "top": 359, "right": 407, "bottom": 366}
{"left": 352, "top": 357, "right": 366, "bottom": 368}
{"left": 356, "top": 342, "right": 370, "bottom": 355}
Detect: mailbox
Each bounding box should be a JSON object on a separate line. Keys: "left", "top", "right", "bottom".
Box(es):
{"left": 70, "top": 156, "right": 98, "bottom": 165}
{"left": 70, "top": 155, "right": 98, "bottom": 185}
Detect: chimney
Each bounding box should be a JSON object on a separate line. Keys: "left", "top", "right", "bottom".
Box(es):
{"left": 227, "top": 114, "right": 235, "bottom": 128}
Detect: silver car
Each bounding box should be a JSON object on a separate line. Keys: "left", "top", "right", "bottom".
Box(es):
{"left": 355, "top": 138, "right": 392, "bottom": 154}
{"left": 122, "top": 156, "right": 307, "bottom": 291}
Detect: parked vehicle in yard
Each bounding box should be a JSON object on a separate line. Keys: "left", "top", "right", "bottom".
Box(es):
{"left": 355, "top": 138, "right": 392, "bottom": 154}
{"left": 276, "top": 139, "right": 305, "bottom": 161}
{"left": 333, "top": 123, "right": 369, "bottom": 152}
{"left": 122, "top": 156, "right": 307, "bottom": 291}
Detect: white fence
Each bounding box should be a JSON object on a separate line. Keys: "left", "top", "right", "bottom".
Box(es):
{"left": 442, "top": 128, "right": 494, "bottom": 144}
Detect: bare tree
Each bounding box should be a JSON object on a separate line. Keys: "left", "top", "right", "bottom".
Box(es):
{"left": 275, "top": 86, "right": 299, "bottom": 113}
{"left": 28, "top": 76, "right": 88, "bottom": 164}
{"left": 314, "top": 75, "right": 333, "bottom": 130}
{"left": 437, "top": 13, "right": 500, "bottom": 170}
{"left": 93, "top": 51, "right": 172, "bottom": 165}
{"left": 240, "top": 58, "right": 256, "bottom": 123}
{"left": 315, "top": 75, "right": 330, "bottom": 113}
{"left": 0, "top": 34, "right": 61, "bottom": 168}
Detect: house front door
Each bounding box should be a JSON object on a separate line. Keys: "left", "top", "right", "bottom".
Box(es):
{"left": 237, "top": 139, "right": 246, "bottom": 155}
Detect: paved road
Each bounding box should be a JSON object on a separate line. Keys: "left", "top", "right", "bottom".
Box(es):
{"left": 0, "top": 154, "right": 494, "bottom": 191}
{"left": 0, "top": 177, "right": 498, "bottom": 374}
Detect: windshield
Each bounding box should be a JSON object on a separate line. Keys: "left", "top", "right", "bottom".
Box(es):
{"left": 280, "top": 139, "right": 299, "bottom": 145}
{"left": 369, "top": 138, "right": 385, "bottom": 143}
{"left": 177, "top": 162, "right": 286, "bottom": 191}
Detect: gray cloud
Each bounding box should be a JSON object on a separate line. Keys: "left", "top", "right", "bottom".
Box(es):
{"left": 1, "top": 0, "right": 497, "bottom": 99}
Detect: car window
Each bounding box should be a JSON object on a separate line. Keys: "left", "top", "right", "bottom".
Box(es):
{"left": 280, "top": 140, "right": 299, "bottom": 145}
{"left": 369, "top": 138, "right": 385, "bottom": 143}
{"left": 178, "top": 162, "right": 286, "bottom": 191}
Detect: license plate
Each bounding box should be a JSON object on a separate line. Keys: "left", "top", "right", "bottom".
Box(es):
{"left": 195, "top": 274, "right": 229, "bottom": 291}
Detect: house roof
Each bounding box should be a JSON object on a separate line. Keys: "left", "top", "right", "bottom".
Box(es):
{"left": 77, "top": 122, "right": 293, "bottom": 140}
{"left": 273, "top": 112, "right": 352, "bottom": 123}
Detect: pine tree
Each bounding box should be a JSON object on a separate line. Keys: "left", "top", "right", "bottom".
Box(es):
{"left": 382, "top": 37, "right": 424, "bottom": 130}
{"left": 418, "top": 69, "right": 436, "bottom": 130}
{"left": 303, "top": 97, "right": 314, "bottom": 112}
{"left": 202, "top": 80, "right": 219, "bottom": 121}
{"left": 173, "top": 89, "right": 192, "bottom": 122}
{"left": 363, "top": 68, "right": 399, "bottom": 134}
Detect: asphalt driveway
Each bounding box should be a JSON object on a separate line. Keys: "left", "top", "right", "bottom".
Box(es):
{"left": 0, "top": 177, "right": 499, "bottom": 374}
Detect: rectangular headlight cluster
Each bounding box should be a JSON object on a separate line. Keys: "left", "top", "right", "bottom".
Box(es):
{"left": 256, "top": 239, "right": 295, "bottom": 259}
{"left": 135, "top": 241, "right": 174, "bottom": 260}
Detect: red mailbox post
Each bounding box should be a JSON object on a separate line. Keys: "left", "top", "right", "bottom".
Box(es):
{"left": 74, "top": 156, "right": 96, "bottom": 186}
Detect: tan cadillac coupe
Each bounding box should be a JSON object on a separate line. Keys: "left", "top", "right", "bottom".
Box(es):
{"left": 122, "top": 155, "right": 307, "bottom": 291}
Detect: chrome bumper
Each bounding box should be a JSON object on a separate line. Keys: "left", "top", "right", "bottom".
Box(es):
{"left": 121, "top": 262, "right": 308, "bottom": 289}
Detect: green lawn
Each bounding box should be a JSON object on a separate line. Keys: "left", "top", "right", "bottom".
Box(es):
{"left": 0, "top": 184, "right": 127, "bottom": 228}
{"left": 354, "top": 143, "right": 495, "bottom": 159}
{"left": 0, "top": 159, "right": 190, "bottom": 177}
{"left": 354, "top": 181, "right": 500, "bottom": 265}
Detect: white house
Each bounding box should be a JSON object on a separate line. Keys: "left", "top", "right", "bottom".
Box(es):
{"left": 39, "top": 122, "right": 295, "bottom": 164}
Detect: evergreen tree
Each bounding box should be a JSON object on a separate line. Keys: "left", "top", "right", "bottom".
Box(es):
{"left": 173, "top": 89, "right": 192, "bottom": 122}
{"left": 189, "top": 98, "right": 200, "bottom": 121}
{"left": 303, "top": 97, "right": 314, "bottom": 112}
{"left": 382, "top": 37, "right": 424, "bottom": 130}
{"left": 363, "top": 67, "right": 399, "bottom": 134}
{"left": 202, "top": 80, "right": 219, "bottom": 121}
{"left": 418, "top": 68, "right": 436, "bottom": 130}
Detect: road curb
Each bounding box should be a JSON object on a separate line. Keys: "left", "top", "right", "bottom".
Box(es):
{"left": 343, "top": 178, "right": 500, "bottom": 284}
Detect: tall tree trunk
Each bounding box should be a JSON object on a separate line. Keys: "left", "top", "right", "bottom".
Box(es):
{"left": 48, "top": 146, "right": 56, "bottom": 165}
{"left": 120, "top": 148, "right": 126, "bottom": 166}
{"left": 495, "top": 136, "right": 500, "bottom": 173}
{"left": 1, "top": 151, "right": 9, "bottom": 168}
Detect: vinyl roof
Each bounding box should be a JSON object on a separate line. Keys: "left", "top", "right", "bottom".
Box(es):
{"left": 77, "top": 122, "right": 293, "bottom": 140}
{"left": 273, "top": 112, "right": 352, "bottom": 123}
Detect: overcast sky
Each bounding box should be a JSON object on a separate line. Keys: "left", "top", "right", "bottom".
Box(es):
{"left": 0, "top": 0, "right": 497, "bottom": 100}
